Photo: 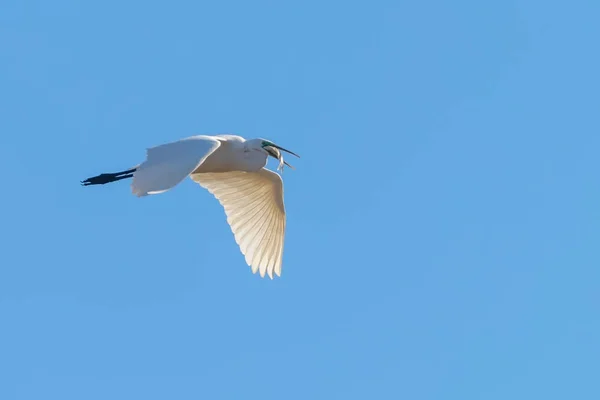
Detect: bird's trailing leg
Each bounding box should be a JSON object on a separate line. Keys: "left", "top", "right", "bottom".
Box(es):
{"left": 81, "top": 168, "right": 136, "bottom": 186}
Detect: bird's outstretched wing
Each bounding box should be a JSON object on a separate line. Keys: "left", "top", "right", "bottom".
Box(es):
{"left": 131, "top": 136, "right": 221, "bottom": 197}
{"left": 190, "top": 169, "right": 286, "bottom": 279}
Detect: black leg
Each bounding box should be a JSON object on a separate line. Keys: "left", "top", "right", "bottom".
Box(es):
{"left": 114, "top": 168, "right": 136, "bottom": 176}
{"left": 81, "top": 168, "right": 136, "bottom": 186}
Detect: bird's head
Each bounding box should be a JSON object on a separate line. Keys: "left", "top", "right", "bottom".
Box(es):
{"left": 248, "top": 138, "right": 300, "bottom": 171}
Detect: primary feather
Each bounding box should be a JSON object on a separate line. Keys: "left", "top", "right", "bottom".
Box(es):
{"left": 190, "top": 169, "right": 285, "bottom": 279}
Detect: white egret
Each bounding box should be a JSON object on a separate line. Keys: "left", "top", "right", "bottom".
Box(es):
{"left": 81, "top": 134, "right": 300, "bottom": 279}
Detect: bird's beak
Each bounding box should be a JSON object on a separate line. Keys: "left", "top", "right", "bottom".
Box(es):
{"left": 270, "top": 144, "right": 300, "bottom": 158}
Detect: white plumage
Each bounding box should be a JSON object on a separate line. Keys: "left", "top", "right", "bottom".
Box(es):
{"left": 82, "top": 134, "right": 299, "bottom": 279}
{"left": 192, "top": 169, "right": 285, "bottom": 278}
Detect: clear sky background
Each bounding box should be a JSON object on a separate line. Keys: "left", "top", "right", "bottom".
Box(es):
{"left": 1, "top": 1, "right": 598, "bottom": 399}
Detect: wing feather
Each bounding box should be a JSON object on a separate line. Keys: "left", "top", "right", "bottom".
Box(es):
{"left": 190, "top": 168, "right": 286, "bottom": 278}
{"left": 131, "top": 136, "right": 221, "bottom": 197}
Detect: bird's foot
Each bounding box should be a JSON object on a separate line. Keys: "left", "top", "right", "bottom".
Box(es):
{"left": 81, "top": 173, "right": 115, "bottom": 186}
{"left": 81, "top": 169, "right": 136, "bottom": 186}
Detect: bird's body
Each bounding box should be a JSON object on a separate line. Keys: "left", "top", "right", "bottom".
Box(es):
{"left": 82, "top": 134, "right": 299, "bottom": 279}
{"left": 191, "top": 135, "right": 271, "bottom": 173}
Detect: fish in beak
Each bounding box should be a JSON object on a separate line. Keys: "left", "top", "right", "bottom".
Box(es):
{"left": 264, "top": 145, "right": 300, "bottom": 172}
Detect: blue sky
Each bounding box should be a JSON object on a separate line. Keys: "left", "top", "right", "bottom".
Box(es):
{"left": 1, "top": 0, "right": 599, "bottom": 398}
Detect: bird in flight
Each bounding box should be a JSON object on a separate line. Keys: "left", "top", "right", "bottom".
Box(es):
{"left": 81, "top": 134, "right": 300, "bottom": 279}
